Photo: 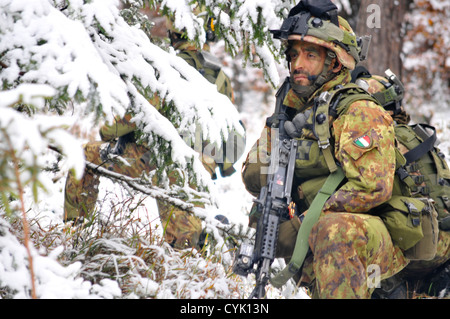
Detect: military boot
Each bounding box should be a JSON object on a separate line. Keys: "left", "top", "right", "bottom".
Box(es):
{"left": 372, "top": 275, "right": 408, "bottom": 299}
{"left": 418, "top": 261, "right": 450, "bottom": 297}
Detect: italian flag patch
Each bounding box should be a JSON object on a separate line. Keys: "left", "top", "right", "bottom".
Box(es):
{"left": 354, "top": 135, "right": 372, "bottom": 148}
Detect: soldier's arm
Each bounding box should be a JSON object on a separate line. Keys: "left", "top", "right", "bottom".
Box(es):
{"left": 323, "top": 100, "right": 396, "bottom": 213}
{"left": 241, "top": 125, "right": 271, "bottom": 197}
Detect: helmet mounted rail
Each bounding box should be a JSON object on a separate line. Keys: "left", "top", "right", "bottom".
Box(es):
{"left": 270, "top": 0, "right": 367, "bottom": 69}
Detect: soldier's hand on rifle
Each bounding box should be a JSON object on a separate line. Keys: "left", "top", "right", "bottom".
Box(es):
{"left": 284, "top": 109, "right": 312, "bottom": 138}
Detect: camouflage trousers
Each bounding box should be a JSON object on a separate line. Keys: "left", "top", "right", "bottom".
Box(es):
{"left": 278, "top": 213, "right": 409, "bottom": 299}
{"left": 279, "top": 212, "right": 450, "bottom": 298}
{"left": 64, "top": 140, "right": 204, "bottom": 249}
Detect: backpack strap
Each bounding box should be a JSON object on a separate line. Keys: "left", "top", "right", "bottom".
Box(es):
{"left": 314, "top": 91, "right": 338, "bottom": 173}
{"left": 350, "top": 65, "right": 372, "bottom": 83}
{"left": 332, "top": 83, "right": 379, "bottom": 116}
{"left": 314, "top": 83, "right": 378, "bottom": 173}
{"left": 394, "top": 124, "right": 441, "bottom": 196}
{"left": 403, "top": 124, "right": 437, "bottom": 164}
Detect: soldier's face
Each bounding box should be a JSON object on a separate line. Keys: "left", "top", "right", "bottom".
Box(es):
{"left": 287, "top": 41, "right": 327, "bottom": 86}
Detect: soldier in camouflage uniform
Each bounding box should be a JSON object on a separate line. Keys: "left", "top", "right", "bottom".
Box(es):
{"left": 63, "top": 114, "right": 210, "bottom": 249}
{"left": 64, "top": 18, "right": 245, "bottom": 250}
{"left": 242, "top": 1, "right": 409, "bottom": 298}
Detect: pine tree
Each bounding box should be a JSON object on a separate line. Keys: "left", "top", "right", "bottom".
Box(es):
{"left": 402, "top": 0, "right": 450, "bottom": 121}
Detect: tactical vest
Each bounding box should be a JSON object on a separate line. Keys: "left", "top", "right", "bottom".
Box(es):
{"left": 291, "top": 84, "right": 379, "bottom": 210}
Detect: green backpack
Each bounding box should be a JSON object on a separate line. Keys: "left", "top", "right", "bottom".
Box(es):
{"left": 352, "top": 66, "right": 450, "bottom": 259}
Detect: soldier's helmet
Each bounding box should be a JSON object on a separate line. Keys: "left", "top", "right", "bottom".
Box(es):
{"left": 166, "top": 6, "right": 216, "bottom": 48}
{"left": 270, "top": 0, "right": 362, "bottom": 70}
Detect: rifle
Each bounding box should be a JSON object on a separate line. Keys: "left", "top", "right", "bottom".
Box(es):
{"left": 233, "top": 77, "right": 298, "bottom": 298}
{"left": 112, "top": 132, "right": 135, "bottom": 156}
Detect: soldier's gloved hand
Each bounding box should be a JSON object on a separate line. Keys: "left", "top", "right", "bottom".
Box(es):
{"left": 284, "top": 109, "right": 312, "bottom": 138}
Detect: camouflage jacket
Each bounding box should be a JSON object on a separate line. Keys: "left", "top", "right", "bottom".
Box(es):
{"left": 242, "top": 70, "right": 396, "bottom": 215}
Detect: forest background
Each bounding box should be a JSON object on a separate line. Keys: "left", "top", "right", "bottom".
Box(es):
{"left": 0, "top": 0, "right": 449, "bottom": 299}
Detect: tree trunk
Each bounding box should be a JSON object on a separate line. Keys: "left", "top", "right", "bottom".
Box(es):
{"left": 355, "top": 0, "right": 411, "bottom": 78}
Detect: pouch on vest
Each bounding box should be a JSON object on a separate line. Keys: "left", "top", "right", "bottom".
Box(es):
{"left": 297, "top": 175, "right": 328, "bottom": 208}
{"left": 295, "top": 139, "right": 330, "bottom": 180}
{"left": 379, "top": 195, "right": 438, "bottom": 261}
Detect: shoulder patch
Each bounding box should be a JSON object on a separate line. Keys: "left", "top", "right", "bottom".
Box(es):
{"left": 354, "top": 135, "right": 372, "bottom": 148}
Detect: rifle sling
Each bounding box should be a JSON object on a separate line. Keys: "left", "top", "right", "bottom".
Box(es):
{"left": 270, "top": 166, "right": 345, "bottom": 288}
